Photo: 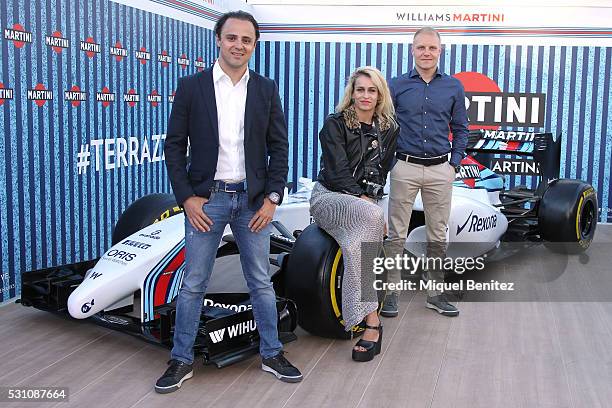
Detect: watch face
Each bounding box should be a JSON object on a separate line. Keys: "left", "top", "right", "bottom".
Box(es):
{"left": 268, "top": 192, "right": 280, "bottom": 204}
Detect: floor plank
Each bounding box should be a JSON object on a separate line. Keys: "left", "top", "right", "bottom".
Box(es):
{"left": 431, "top": 348, "right": 572, "bottom": 408}
{"left": 208, "top": 327, "right": 334, "bottom": 408}
{"left": 1, "top": 225, "right": 611, "bottom": 408}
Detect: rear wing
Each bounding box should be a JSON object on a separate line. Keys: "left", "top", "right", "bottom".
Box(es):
{"left": 465, "top": 129, "right": 562, "bottom": 193}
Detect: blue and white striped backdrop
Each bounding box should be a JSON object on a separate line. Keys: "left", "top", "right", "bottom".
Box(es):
{"left": 1, "top": 0, "right": 611, "bottom": 303}
{"left": 0, "top": 0, "right": 216, "bottom": 301}
{"left": 251, "top": 41, "right": 612, "bottom": 222}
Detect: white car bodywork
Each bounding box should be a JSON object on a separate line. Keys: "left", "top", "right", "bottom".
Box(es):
{"left": 67, "top": 179, "right": 508, "bottom": 320}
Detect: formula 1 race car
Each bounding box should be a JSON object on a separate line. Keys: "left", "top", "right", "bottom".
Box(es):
{"left": 407, "top": 128, "right": 598, "bottom": 259}
{"left": 20, "top": 129, "right": 597, "bottom": 367}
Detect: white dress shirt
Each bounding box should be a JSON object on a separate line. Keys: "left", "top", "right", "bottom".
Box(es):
{"left": 212, "top": 61, "right": 249, "bottom": 182}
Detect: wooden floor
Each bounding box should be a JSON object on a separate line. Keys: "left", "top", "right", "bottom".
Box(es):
{"left": 1, "top": 226, "right": 612, "bottom": 408}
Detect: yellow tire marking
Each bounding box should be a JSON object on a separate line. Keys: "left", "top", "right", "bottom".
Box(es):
{"left": 330, "top": 249, "right": 343, "bottom": 321}
{"left": 575, "top": 195, "right": 584, "bottom": 241}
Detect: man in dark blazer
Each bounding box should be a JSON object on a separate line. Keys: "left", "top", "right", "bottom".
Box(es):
{"left": 156, "top": 11, "right": 302, "bottom": 393}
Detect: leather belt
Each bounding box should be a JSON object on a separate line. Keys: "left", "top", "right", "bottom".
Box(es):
{"left": 396, "top": 152, "right": 448, "bottom": 166}
{"left": 212, "top": 180, "right": 247, "bottom": 193}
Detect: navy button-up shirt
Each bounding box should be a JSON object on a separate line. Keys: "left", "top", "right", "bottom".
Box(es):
{"left": 390, "top": 68, "right": 468, "bottom": 167}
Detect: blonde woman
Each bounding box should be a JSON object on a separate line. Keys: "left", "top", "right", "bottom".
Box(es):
{"left": 310, "top": 66, "right": 398, "bottom": 362}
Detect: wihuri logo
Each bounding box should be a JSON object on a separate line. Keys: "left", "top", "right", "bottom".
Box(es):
{"left": 209, "top": 319, "right": 257, "bottom": 344}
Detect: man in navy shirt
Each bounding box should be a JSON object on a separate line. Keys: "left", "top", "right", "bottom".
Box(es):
{"left": 382, "top": 27, "right": 468, "bottom": 318}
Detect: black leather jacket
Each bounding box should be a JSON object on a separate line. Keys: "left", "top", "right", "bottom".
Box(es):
{"left": 317, "top": 111, "right": 399, "bottom": 197}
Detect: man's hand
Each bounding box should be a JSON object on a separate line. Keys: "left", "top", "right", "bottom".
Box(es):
{"left": 183, "top": 196, "right": 213, "bottom": 232}
{"left": 248, "top": 198, "right": 277, "bottom": 232}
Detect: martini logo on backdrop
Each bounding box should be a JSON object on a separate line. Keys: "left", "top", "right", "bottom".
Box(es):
{"left": 158, "top": 50, "right": 172, "bottom": 67}
{"left": 96, "top": 87, "right": 115, "bottom": 108}
{"left": 0, "top": 83, "right": 14, "bottom": 105}
{"left": 27, "top": 84, "right": 53, "bottom": 107}
{"left": 81, "top": 37, "right": 100, "bottom": 58}
{"left": 4, "top": 23, "right": 32, "bottom": 48}
{"left": 178, "top": 54, "right": 190, "bottom": 70}
{"left": 148, "top": 90, "right": 162, "bottom": 107}
{"left": 124, "top": 89, "right": 140, "bottom": 107}
{"left": 110, "top": 41, "right": 128, "bottom": 62}
{"left": 195, "top": 57, "right": 206, "bottom": 71}
{"left": 45, "top": 31, "right": 69, "bottom": 53}
{"left": 65, "top": 85, "right": 87, "bottom": 107}
{"left": 135, "top": 47, "right": 151, "bottom": 64}
{"left": 453, "top": 72, "right": 545, "bottom": 129}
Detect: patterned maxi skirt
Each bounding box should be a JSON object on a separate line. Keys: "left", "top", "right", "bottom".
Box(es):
{"left": 309, "top": 182, "right": 384, "bottom": 330}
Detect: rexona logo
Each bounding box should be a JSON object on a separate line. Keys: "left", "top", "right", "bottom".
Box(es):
{"left": 158, "top": 50, "right": 172, "bottom": 67}
{"left": 46, "top": 31, "right": 70, "bottom": 53}
{"left": 178, "top": 54, "right": 190, "bottom": 69}
{"left": 105, "top": 249, "right": 136, "bottom": 262}
{"left": 209, "top": 319, "right": 257, "bottom": 344}
{"left": 27, "top": 84, "right": 53, "bottom": 107}
{"left": 4, "top": 23, "right": 32, "bottom": 48}
{"left": 0, "top": 83, "right": 14, "bottom": 106}
{"left": 457, "top": 212, "right": 498, "bottom": 235}
{"left": 81, "top": 37, "right": 100, "bottom": 58}
{"left": 121, "top": 239, "right": 151, "bottom": 250}
{"left": 195, "top": 57, "right": 206, "bottom": 72}
{"left": 148, "top": 89, "right": 162, "bottom": 107}
{"left": 96, "top": 87, "right": 115, "bottom": 108}
{"left": 135, "top": 47, "right": 151, "bottom": 64}
{"left": 124, "top": 88, "right": 139, "bottom": 107}
{"left": 454, "top": 72, "right": 545, "bottom": 129}
{"left": 65, "top": 85, "right": 87, "bottom": 107}
{"left": 110, "top": 41, "right": 128, "bottom": 62}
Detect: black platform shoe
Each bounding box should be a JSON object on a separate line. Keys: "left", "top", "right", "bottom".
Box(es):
{"left": 351, "top": 324, "right": 383, "bottom": 362}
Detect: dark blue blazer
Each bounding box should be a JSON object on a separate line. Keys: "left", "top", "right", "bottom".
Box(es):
{"left": 164, "top": 67, "right": 289, "bottom": 209}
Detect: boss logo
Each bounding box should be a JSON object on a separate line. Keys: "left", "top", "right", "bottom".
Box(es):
{"left": 106, "top": 249, "right": 136, "bottom": 261}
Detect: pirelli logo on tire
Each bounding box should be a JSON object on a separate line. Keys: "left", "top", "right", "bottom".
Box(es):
{"left": 576, "top": 187, "right": 596, "bottom": 246}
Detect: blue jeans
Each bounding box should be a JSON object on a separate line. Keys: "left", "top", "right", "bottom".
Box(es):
{"left": 171, "top": 191, "right": 282, "bottom": 363}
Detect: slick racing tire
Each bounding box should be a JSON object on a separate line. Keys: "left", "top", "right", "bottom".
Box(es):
{"left": 538, "top": 179, "right": 597, "bottom": 254}
{"left": 284, "top": 224, "right": 384, "bottom": 339}
{"left": 111, "top": 194, "right": 183, "bottom": 245}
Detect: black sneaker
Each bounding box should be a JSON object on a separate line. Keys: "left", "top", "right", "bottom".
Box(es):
{"left": 261, "top": 351, "right": 303, "bottom": 383}
{"left": 426, "top": 295, "right": 459, "bottom": 317}
{"left": 380, "top": 293, "right": 399, "bottom": 317}
{"left": 155, "top": 359, "right": 194, "bottom": 394}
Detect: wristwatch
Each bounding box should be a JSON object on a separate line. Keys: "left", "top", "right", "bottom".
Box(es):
{"left": 453, "top": 163, "right": 461, "bottom": 173}
{"left": 267, "top": 192, "right": 281, "bottom": 205}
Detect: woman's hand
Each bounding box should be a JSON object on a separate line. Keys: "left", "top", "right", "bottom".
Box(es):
{"left": 360, "top": 194, "right": 375, "bottom": 203}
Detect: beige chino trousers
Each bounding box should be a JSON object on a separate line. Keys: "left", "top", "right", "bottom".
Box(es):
{"left": 384, "top": 159, "right": 455, "bottom": 297}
